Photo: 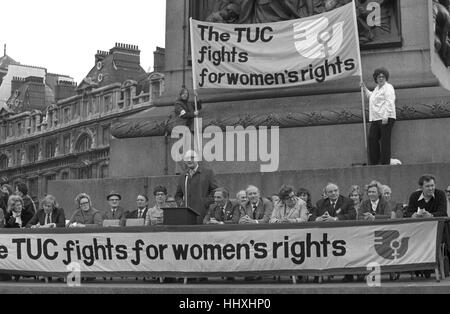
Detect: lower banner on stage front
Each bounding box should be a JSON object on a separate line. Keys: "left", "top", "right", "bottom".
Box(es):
{"left": 0, "top": 220, "right": 440, "bottom": 276}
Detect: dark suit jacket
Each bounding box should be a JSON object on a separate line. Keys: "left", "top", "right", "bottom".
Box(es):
{"left": 239, "top": 197, "right": 273, "bottom": 224}
{"left": 312, "top": 195, "right": 357, "bottom": 221}
{"left": 358, "top": 198, "right": 391, "bottom": 220}
{"left": 175, "top": 166, "right": 218, "bottom": 224}
{"left": 126, "top": 207, "right": 149, "bottom": 219}
{"left": 203, "top": 200, "right": 240, "bottom": 224}
{"left": 406, "top": 189, "right": 447, "bottom": 218}
{"left": 26, "top": 207, "right": 66, "bottom": 228}
{"left": 102, "top": 206, "right": 128, "bottom": 226}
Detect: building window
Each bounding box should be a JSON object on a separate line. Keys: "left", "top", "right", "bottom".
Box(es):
{"left": 17, "top": 122, "right": 22, "bottom": 136}
{"left": 0, "top": 155, "right": 8, "bottom": 170}
{"left": 15, "top": 149, "right": 21, "bottom": 165}
{"left": 75, "top": 133, "right": 92, "bottom": 153}
{"left": 104, "top": 95, "right": 112, "bottom": 112}
{"left": 28, "top": 144, "right": 39, "bottom": 163}
{"left": 99, "top": 165, "right": 109, "bottom": 178}
{"left": 63, "top": 134, "right": 71, "bottom": 154}
{"left": 61, "top": 172, "right": 69, "bottom": 180}
{"left": 151, "top": 81, "right": 161, "bottom": 99}
{"left": 78, "top": 167, "right": 92, "bottom": 179}
{"left": 46, "top": 139, "right": 56, "bottom": 159}
{"left": 102, "top": 126, "right": 110, "bottom": 146}
{"left": 28, "top": 178, "right": 38, "bottom": 199}
{"left": 64, "top": 107, "right": 71, "bottom": 124}
{"left": 82, "top": 100, "right": 88, "bottom": 117}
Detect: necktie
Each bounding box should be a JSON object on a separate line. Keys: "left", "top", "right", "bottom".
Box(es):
{"left": 45, "top": 214, "right": 50, "bottom": 225}
{"left": 138, "top": 210, "right": 142, "bottom": 218}
{"left": 252, "top": 204, "right": 257, "bottom": 219}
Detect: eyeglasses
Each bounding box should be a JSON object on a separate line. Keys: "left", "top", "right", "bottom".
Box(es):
{"left": 80, "top": 202, "right": 89, "bottom": 206}
{"left": 109, "top": 199, "right": 120, "bottom": 202}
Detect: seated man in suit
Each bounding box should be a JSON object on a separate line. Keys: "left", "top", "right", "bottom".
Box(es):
{"left": 127, "top": 194, "right": 149, "bottom": 220}
{"left": 312, "top": 183, "right": 357, "bottom": 222}
{"left": 102, "top": 191, "right": 128, "bottom": 226}
{"left": 26, "top": 195, "right": 66, "bottom": 228}
{"left": 239, "top": 185, "right": 273, "bottom": 224}
{"left": 203, "top": 188, "right": 240, "bottom": 225}
{"left": 406, "top": 174, "right": 447, "bottom": 218}
{"left": 358, "top": 181, "right": 390, "bottom": 221}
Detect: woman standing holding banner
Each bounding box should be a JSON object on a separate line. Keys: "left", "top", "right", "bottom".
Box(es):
{"left": 361, "top": 68, "right": 396, "bottom": 165}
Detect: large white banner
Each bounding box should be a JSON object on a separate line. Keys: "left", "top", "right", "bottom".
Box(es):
{"left": 190, "top": 2, "right": 361, "bottom": 90}
{"left": 0, "top": 220, "right": 440, "bottom": 275}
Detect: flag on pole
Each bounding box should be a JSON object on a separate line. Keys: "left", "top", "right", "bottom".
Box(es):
{"left": 190, "top": 2, "right": 362, "bottom": 90}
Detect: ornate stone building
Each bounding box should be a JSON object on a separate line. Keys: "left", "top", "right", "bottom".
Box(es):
{"left": 0, "top": 43, "right": 165, "bottom": 201}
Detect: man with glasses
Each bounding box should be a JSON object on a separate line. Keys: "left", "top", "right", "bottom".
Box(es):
{"left": 270, "top": 185, "right": 308, "bottom": 224}
{"left": 102, "top": 191, "right": 128, "bottom": 226}
{"left": 406, "top": 175, "right": 447, "bottom": 218}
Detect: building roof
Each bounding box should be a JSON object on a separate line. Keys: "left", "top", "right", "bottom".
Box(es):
{"left": 0, "top": 54, "right": 19, "bottom": 71}
{"left": 6, "top": 76, "right": 55, "bottom": 112}
{"left": 77, "top": 43, "right": 147, "bottom": 91}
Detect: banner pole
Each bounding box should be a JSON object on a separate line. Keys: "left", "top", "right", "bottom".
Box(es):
{"left": 189, "top": 18, "right": 202, "bottom": 156}
{"left": 351, "top": 0, "right": 369, "bottom": 165}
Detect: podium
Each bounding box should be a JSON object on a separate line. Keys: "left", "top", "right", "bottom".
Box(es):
{"left": 163, "top": 207, "right": 200, "bottom": 225}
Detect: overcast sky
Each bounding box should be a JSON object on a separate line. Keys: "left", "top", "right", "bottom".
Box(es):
{"left": 1, "top": 0, "right": 166, "bottom": 83}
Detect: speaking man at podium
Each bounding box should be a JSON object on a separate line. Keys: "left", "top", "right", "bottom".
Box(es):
{"left": 175, "top": 150, "right": 219, "bottom": 224}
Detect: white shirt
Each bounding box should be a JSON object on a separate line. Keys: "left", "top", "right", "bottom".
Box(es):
{"left": 370, "top": 199, "right": 380, "bottom": 212}
{"left": 367, "top": 82, "right": 396, "bottom": 122}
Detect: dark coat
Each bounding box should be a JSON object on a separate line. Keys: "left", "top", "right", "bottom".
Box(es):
{"left": 102, "top": 206, "right": 128, "bottom": 226}
{"left": 26, "top": 207, "right": 66, "bottom": 228}
{"left": 126, "top": 207, "right": 149, "bottom": 219}
{"left": 5, "top": 211, "right": 31, "bottom": 228}
{"left": 239, "top": 197, "right": 273, "bottom": 224}
{"left": 175, "top": 166, "right": 218, "bottom": 224}
{"left": 203, "top": 200, "right": 240, "bottom": 224}
{"left": 22, "top": 195, "right": 36, "bottom": 226}
{"left": 174, "top": 99, "right": 202, "bottom": 130}
{"left": 406, "top": 189, "right": 447, "bottom": 218}
{"left": 312, "top": 195, "right": 357, "bottom": 221}
{"left": 358, "top": 198, "right": 391, "bottom": 220}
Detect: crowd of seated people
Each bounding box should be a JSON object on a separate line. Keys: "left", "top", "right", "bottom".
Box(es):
{"left": 0, "top": 174, "right": 447, "bottom": 283}
{"left": 0, "top": 174, "right": 446, "bottom": 229}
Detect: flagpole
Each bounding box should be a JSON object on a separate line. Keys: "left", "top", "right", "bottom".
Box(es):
{"left": 351, "top": 0, "right": 369, "bottom": 165}
{"left": 189, "top": 18, "right": 202, "bottom": 156}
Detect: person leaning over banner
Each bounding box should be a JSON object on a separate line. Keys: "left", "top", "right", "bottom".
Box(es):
{"left": 67, "top": 193, "right": 103, "bottom": 228}
{"left": 26, "top": 195, "right": 66, "bottom": 228}
{"left": 270, "top": 185, "right": 308, "bottom": 224}
{"left": 311, "top": 183, "right": 357, "bottom": 222}
{"left": 4, "top": 195, "right": 26, "bottom": 228}
{"left": 406, "top": 175, "right": 447, "bottom": 219}
{"left": 146, "top": 186, "right": 169, "bottom": 226}
{"left": 175, "top": 150, "right": 218, "bottom": 224}
{"left": 15, "top": 182, "right": 36, "bottom": 226}
{"left": 361, "top": 68, "right": 396, "bottom": 165}
{"left": 102, "top": 191, "right": 128, "bottom": 227}
{"left": 239, "top": 185, "right": 273, "bottom": 224}
{"left": 203, "top": 188, "right": 240, "bottom": 225}
{"left": 358, "top": 181, "right": 391, "bottom": 221}
{"left": 236, "top": 190, "right": 248, "bottom": 210}
{"left": 297, "top": 188, "right": 316, "bottom": 221}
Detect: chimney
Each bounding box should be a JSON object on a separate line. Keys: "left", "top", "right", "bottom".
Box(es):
{"left": 24, "top": 76, "right": 46, "bottom": 109}
{"left": 109, "top": 43, "right": 141, "bottom": 68}
{"left": 11, "top": 76, "right": 25, "bottom": 96}
{"left": 95, "top": 50, "right": 109, "bottom": 64}
{"left": 153, "top": 47, "right": 166, "bottom": 73}
{"left": 55, "top": 80, "right": 77, "bottom": 101}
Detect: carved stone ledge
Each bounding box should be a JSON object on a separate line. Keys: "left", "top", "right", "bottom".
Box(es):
{"left": 111, "top": 100, "right": 450, "bottom": 139}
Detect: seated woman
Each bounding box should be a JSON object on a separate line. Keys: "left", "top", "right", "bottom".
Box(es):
{"left": 382, "top": 185, "right": 404, "bottom": 219}
{"left": 67, "top": 193, "right": 103, "bottom": 228}
{"left": 348, "top": 185, "right": 363, "bottom": 219}
{"left": 270, "top": 185, "right": 308, "bottom": 224}
{"left": 4, "top": 195, "right": 26, "bottom": 228}
{"left": 358, "top": 181, "right": 390, "bottom": 221}
{"left": 145, "top": 186, "right": 169, "bottom": 226}
{"left": 26, "top": 195, "right": 66, "bottom": 228}
{"left": 297, "top": 188, "right": 316, "bottom": 221}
